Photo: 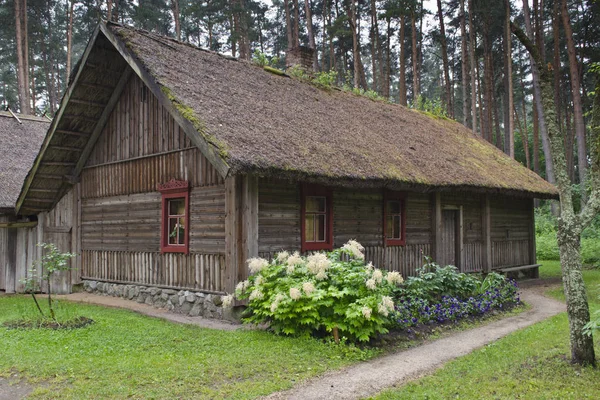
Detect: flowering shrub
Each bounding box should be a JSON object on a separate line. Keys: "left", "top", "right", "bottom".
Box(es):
{"left": 223, "top": 240, "right": 404, "bottom": 342}
{"left": 393, "top": 274, "right": 520, "bottom": 329}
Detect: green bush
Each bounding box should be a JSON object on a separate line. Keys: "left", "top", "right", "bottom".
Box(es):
{"left": 397, "top": 257, "right": 481, "bottom": 303}
{"left": 224, "top": 240, "right": 404, "bottom": 342}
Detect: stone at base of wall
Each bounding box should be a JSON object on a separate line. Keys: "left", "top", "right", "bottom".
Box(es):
{"left": 82, "top": 280, "right": 231, "bottom": 321}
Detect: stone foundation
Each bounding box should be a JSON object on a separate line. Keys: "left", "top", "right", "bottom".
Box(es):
{"left": 82, "top": 280, "right": 227, "bottom": 320}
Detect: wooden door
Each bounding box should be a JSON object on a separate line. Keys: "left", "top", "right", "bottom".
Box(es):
{"left": 440, "top": 210, "right": 458, "bottom": 267}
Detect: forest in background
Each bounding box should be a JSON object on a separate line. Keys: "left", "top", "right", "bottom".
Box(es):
{"left": 1, "top": 0, "right": 599, "bottom": 192}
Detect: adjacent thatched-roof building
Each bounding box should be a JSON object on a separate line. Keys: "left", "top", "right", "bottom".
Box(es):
{"left": 0, "top": 111, "right": 48, "bottom": 213}
{"left": 0, "top": 111, "right": 49, "bottom": 293}
{"left": 12, "top": 22, "right": 554, "bottom": 312}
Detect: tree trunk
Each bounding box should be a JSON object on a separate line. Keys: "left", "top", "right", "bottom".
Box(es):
{"left": 66, "top": 0, "right": 75, "bottom": 85}
{"left": 107, "top": 0, "right": 113, "bottom": 21}
{"left": 384, "top": 18, "right": 391, "bottom": 99}
{"left": 437, "top": 0, "right": 452, "bottom": 117}
{"left": 512, "top": 21, "right": 597, "bottom": 367}
{"left": 171, "top": 0, "right": 181, "bottom": 41}
{"left": 523, "top": 0, "right": 555, "bottom": 184}
{"left": 514, "top": 103, "right": 530, "bottom": 168}
{"left": 411, "top": 9, "right": 419, "bottom": 102}
{"left": 347, "top": 0, "right": 366, "bottom": 89}
{"left": 533, "top": 97, "right": 540, "bottom": 174}
{"left": 468, "top": 0, "right": 477, "bottom": 134}
{"left": 305, "top": 0, "right": 318, "bottom": 71}
{"left": 460, "top": 0, "right": 469, "bottom": 126}
{"left": 369, "top": 0, "right": 380, "bottom": 93}
{"left": 504, "top": 0, "right": 514, "bottom": 157}
{"left": 399, "top": 15, "right": 407, "bottom": 106}
{"left": 293, "top": 0, "right": 300, "bottom": 48}
{"left": 561, "top": 0, "right": 587, "bottom": 194}
{"left": 15, "top": 0, "right": 31, "bottom": 114}
{"left": 285, "top": 0, "right": 293, "bottom": 49}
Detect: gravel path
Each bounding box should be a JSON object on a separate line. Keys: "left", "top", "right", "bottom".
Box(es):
{"left": 264, "top": 287, "right": 566, "bottom": 400}
{"left": 54, "top": 292, "right": 242, "bottom": 331}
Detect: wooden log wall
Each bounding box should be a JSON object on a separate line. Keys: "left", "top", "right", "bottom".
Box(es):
{"left": 78, "top": 74, "right": 226, "bottom": 292}
{"left": 258, "top": 178, "right": 432, "bottom": 276}
{"left": 81, "top": 187, "right": 225, "bottom": 253}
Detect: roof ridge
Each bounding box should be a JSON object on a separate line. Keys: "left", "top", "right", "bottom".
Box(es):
{"left": 106, "top": 21, "right": 241, "bottom": 64}
{"left": 0, "top": 111, "right": 51, "bottom": 123}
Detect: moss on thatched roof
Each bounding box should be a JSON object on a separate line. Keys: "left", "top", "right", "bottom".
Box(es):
{"left": 107, "top": 23, "right": 557, "bottom": 198}
{"left": 0, "top": 112, "right": 49, "bottom": 210}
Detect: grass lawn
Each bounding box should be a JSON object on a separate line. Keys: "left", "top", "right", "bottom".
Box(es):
{"left": 372, "top": 260, "right": 600, "bottom": 400}
{"left": 0, "top": 296, "right": 376, "bottom": 399}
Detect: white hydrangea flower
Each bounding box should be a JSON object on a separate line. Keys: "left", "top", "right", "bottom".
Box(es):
{"left": 286, "top": 251, "right": 304, "bottom": 267}
{"left": 362, "top": 306, "right": 372, "bottom": 319}
{"left": 248, "top": 257, "right": 269, "bottom": 274}
{"left": 276, "top": 251, "right": 290, "bottom": 263}
{"left": 302, "top": 282, "right": 315, "bottom": 296}
{"left": 249, "top": 289, "right": 264, "bottom": 300}
{"left": 365, "top": 262, "right": 374, "bottom": 271}
{"left": 286, "top": 264, "right": 295, "bottom": 275}
{"left": 289, "top": 287, "right": 302, "bottom": 300}
{"left": 377, "top": 303, "right": 389, "bottom": 317}
{"left": 274, "top": 293, "right": 286, "bottom": 303}
{"left": 270, "top": 301, "right": 279, "bottom": 313}
{"left": 386, "top": 271, "right": 404, "bottom": 285}
{"left": 381, "top": 295, "right": 395, "bottom": 312}
{"left": 342, "top": 239, "right": 365, "bottom": 260}
{"left": 315, "top": 270, "right": 328, "bottom": 281}
{"left": 366, "top": 278, "right": 377, "bottom": 290}
{"left": 307, "top": 253, "right": 331, "bottom": 277}
{"left": 254, "top": 275, "right": 264, "bottom": 286}
{"left": 222, "top": 294, "right": 235, "bottom": 309}
{"left": 372, "top": 269, "right": 383, "bottom": 283}
{"left": 235, "top": 280, "right": 249, "bottom": 293}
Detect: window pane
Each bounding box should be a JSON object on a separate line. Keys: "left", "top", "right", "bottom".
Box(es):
{"left": 386, "top": 215, "right": 394, "bottom": 238}
{"left": 388, "top": 200, "right": 400, "bottom": 215}
{"left": 168, "top": 218, "right": 178, "bottom": 244}
{"left": 306, "top": 196, "right": 326, "bottom": 213}
{"left": 393, "top": 215, "right": 401, "bottom": 239}
{"left": 169, "top": 198, "right": 185, "bottom": 216}
{"left": 316, "top": 214, "right": 326, "bottom": 242}
{"left": 177, "top": 217, "right": 186, "bottom": 244}
{"left": 305, "top": 215, "right": 315, "bottom": 241}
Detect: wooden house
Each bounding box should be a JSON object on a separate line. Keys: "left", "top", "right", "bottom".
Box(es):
{"left": 15, "top": 23, "right": 557, "bottom": 316}
{"left": 0, "top": 111, "right": 49, "bottom": 293}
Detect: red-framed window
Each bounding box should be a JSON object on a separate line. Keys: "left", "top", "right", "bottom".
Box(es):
{"left": 301, "top": 184, "right": 333, "bottom": 252}
{"left": 158, "top": 179, "right": 190, "bottom": 254}
{"left": 383, "top": 191, "right": 406, "bottom": 246}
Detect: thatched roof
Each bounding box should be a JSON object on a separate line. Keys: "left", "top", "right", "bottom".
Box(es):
{"left": 0, "top": 111, "right": 49, "bottom": 212}
{"left": 17, "top": 22, "right": 557, "bottom": 214}
{"left": 110, "top": 23, "right": 557, "bottom": 198}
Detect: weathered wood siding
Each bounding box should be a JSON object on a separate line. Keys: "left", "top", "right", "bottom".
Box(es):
{"left": 86, "top": 74, "right": 195, "bottom": 167}
{"left": 257, "top": 179, "right": 432, "bottom": 277}
{"left": 81, "top": 148, "right": 222, "bottom": 198}
{"left": 490, "top": 196, "right": 533, "bottom": 268}
{"left": 0, "top": 215, "right": 12, "bottom": 291}
{"left": 81, "top": 187, "right": 225, "bottom": 253}
{"left": 79, "top": 74, "right": 227, "bottom": 292}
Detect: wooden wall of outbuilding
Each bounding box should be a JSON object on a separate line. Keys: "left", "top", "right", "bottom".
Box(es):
{"left": 257, "top": 178, "right": 535, "bottom": 276}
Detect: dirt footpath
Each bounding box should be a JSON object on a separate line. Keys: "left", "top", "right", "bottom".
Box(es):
{"left": 0, "top": 377, "right": 34, "bottom": 400}
{"left": 264, "top": 287, "right": 566, "bottom": 400}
